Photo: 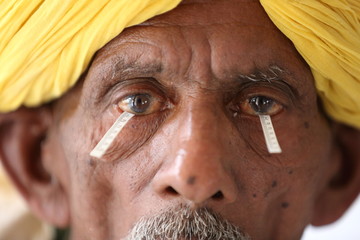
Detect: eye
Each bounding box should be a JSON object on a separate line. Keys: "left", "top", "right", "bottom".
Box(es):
{"left": 240, "top": 96, "right": 283, "bottom": 116}
{"left": 118, "top": 93, "right": 164, "bottom": 115}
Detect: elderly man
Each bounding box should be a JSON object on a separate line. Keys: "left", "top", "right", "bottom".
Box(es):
{"left": 0, "top": 0, "right": 359, "bottom": 239}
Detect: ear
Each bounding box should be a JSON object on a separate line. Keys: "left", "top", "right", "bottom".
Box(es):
{"left": 0, "top": 106, "right": 70, "bottom": 228}
{"left": 311, "top": 123, "right": 360, "bottom": 226}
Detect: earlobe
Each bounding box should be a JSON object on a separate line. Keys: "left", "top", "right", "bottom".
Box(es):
{"left": 0, "top": 107, "right": 70, "bottom": 227}
{"left": 311, "top": 124, "right": 360, "bottom": 226}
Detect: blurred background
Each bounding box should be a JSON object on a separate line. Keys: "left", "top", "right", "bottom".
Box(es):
{"left": 302, "top": 195, "right": 360, "bottom": 240}
{"left": 0, "top": 163, "right": 52, "bottom": 240}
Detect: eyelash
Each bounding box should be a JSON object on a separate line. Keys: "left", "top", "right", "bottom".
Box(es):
{"left": 117, "top": 93, "right": 167, "bottom": 115}
{"left": 112, "top": 81, "right": 171, "bottom": 116}
{"left": 230, "top": 84, "right": 290, "bottom": 117}
{"left": 238, "top": 95, "right": 284, "bottom": 116}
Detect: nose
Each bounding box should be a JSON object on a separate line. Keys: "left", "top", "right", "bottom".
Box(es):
{"left": 152, "top": 103, "right": 238, "bottom": 204}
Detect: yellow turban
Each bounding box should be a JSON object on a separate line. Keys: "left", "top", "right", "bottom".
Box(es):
{"left": 0, "top": 0, "right": 359, "bottom": 129}
{"left": 0, "top": 0, "right": 181, "bottom": 112}
{"left": 260, "top": 0, "right": 360, "bottom": 129}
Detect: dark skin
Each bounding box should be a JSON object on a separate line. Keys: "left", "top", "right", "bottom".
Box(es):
{"left": 1, "top": 0, "right": 360, "bottom": 239}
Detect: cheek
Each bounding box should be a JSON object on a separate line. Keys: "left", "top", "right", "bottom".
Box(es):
{"left": 236, "top": 107, "right": 332, "bottom": 169}
{"left": 88, "top": 110, "right": 169, "bottom": 162}
{"left": 55, "top": 108, "right": 117, "bottom": 237}
{"left": 228, "top": 108, "right": 333, "bottom": 234}
{"left": 57, "top": 108, "right": 169, "bottom": 237}
{"left": 278, "top": 112, "right": 332, "bottom": 171}
{"left": 263, "top": 109, "right": 333, "bottom": 198}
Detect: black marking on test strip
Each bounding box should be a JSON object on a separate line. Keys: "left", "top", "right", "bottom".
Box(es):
{"left": 90, "top": 112, "right": 135, "bottom": 159}
{"left": 259, "top": 115, "right": 282, "bottom": 154}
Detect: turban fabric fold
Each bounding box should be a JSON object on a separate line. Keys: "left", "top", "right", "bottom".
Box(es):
{"left": 0, "top": 0, "right": 360, "bottom": 129}
{"left": 260, "top": 0, "right": 360, "bottom": 129}
{"left": 0, "top": 0, "right": 181, "bottom": 112}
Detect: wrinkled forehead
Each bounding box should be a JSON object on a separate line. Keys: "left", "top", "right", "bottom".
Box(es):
{"left": 148, "top": 0, "right": 274, "bottom": 27}
{"left": 94, "top": 0, "right": 302, "bottom": 69}
{"left": 90, "top": 0, "right": 309, "bottom": 88}
{"left": 107, "top": 0, "right": 282, "bottom": 43}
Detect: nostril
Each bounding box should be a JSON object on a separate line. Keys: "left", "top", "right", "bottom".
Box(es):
{"left": 212, "top": 191, "right": 224, "bottom": 200}
{"left": 165, "top": 186, "right": 178, "bottom": 196}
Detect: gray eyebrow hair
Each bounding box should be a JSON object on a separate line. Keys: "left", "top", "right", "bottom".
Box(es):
{"left": 236, "top": 64, "right": 300, "bottom": 100}
{"left": 238, "top": 65, "right": 286, "bottom": 83}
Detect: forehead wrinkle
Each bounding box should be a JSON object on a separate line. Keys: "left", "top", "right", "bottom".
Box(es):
{"left": 113, "top": 26, "right": 193, "bottom": 83}
{"left": 100, "top": 41, "right": 163, "bottom": 79}
{"left": 170, "top": 26, "right": 215, "bottom": 93}
{"left": 142, "top": 0, "right": 271, "bottom": 28}
{"left": 89, "top": 40, "right": 163, "bottom": 84}
{"left": 184, "top": 31, "right": 213, "bottom": 86}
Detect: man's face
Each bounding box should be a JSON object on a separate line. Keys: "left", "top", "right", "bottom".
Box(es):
{"left": 49, "top": 0, "right": 340, "bottom": 239}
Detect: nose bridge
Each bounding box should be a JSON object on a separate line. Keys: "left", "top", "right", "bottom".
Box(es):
{"left": 153, "top": 99, "right": 238, "bottom": 204}
{"left": 179, "top": 101, "right": 225, "bottom": 167}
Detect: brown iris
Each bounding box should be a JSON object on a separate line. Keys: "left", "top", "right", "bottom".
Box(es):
{"left": 240, "top": 96, "right": 283, "bottom": 116}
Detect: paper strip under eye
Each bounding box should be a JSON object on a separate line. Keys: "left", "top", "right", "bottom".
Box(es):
{"left": 259, "top": 115, "right": 282, "bottom": 154}
{"left": 90, "top": 112, "right": 134, "bottom": 159}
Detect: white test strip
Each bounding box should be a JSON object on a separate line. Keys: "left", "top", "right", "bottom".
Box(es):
{"left": 259, "top": 115, "right": 282, "bottom": 154}
{"left": 90, "top": 112, "right": 134, "bottom": 159}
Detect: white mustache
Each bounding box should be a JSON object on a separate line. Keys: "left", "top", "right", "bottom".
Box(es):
{"left": 124, "top": 205, "right": 251, "bottom": 240}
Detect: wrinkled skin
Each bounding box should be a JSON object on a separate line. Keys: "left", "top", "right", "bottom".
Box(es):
{"left": 1, "top": 0, "right": 360, "bottom": 240}
{"left": 56, "top": 1, "right": 336, "bottom": 239}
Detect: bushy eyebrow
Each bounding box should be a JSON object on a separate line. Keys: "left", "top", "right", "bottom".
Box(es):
{"left": 236, "top": 64, "right": 300, "bottom": 99}
{"left": 112, "top": 58, "right": 163, "bottom": 79}
{"left": 92, "top": 56, "right": 164, "bottom": 102}
{"left": 92, "top": 52, "right": 299, "bottom": 108}
{"left": 238, "top": 65, "right": 285, "bottom": 83}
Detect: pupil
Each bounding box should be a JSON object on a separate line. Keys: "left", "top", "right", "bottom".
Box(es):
{"left": 249, "top": 96, "right": 273, "bottom": 114}
{"left": 131, "top": 94, "right": 151, "bottom": 113}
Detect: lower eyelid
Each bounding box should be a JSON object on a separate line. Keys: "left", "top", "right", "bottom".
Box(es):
{"left": 236, "top": 99, "right": 284, "bottom": 116}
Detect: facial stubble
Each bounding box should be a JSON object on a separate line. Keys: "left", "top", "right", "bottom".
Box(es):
{"left": 124, "top": 205, "right": 251, "bottom": 240}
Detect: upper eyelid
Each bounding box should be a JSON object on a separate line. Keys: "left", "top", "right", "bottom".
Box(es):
{"left": 93, "top": 78, "right": 167, "bottom": 109}
{"left": 114, "top": 81, "right": 166, "bottom": 100}
{"left": 236, "top": 80, "right": 297, "bottom": 107}
{"left": 91, "top": 59, "right": 164, "bottom": 106}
